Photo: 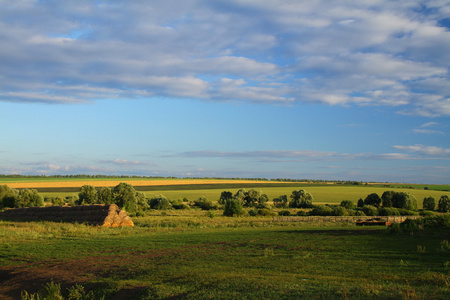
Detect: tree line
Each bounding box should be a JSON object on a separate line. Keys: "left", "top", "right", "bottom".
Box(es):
{"left": 1, "top": 184, "right": 449, "bottom": 218}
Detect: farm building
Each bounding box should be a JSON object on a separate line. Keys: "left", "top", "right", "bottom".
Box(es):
{"left": 0, "top": 204, "right": 134, "bottom": 227}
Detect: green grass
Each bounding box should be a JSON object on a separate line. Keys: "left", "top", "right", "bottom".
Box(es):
{"left": 1, "top": 217, "right": 449, "bottom": 299}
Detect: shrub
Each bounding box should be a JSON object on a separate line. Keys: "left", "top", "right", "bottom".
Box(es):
{"left": 310, "top": 205, "right": 333, "bottom": 216}
{"left": 422, "top": 196, "right": 436, "bottom": 211}
{"left": 364, "top": 193, "right": 381, "bottom": 207}
{"left": 273, "top": 195, "right": 288, "bottom": 208}
{"left": 438, "top": 195, "right": 449, "bottom": 212}
{"left": 357, "top": 198, "right": 364, "bottom": 208}
{"left": 149, "top": 195, "right": 172, "bottom": 210}
{"left": 420, "top": 210, "right": 435, "bottom": 217}
{"left": 340, "top": 200, "right": 354, "bottom": 209}
{"left": 392, "top": 192, "right": 418, "bottom": 211}
{"left": 278, "top": 210, "right": 291, "bottom": 216}
{"left": 258, "top": 208, "right": 276, "bottom": 216}
{"left": 289, "top": 190, "right": 313, "bottom": 208}
{"left": 332, "top": 206, "right": 349, "bottom": 216}
{"left": 223, "top": 198, "right": 244, "bottom": 217}
{"left": 248, "top": 209, "right": 258, "bottom": 216}
{"left": 362, "top": 205, "right": 379, "bottom": 216}
{"left": 194, "top": 197, "right": 216, "bottom": 210}
{"left": 379, "top": 207, "right": 400, "bottom": 216}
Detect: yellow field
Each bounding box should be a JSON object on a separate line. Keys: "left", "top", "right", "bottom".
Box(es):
{"left": 5, "top": 179, "right": 290, "bottom": 189}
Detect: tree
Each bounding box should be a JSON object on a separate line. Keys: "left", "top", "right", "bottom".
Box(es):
{"left": 340, "top": 200, "right": 354, "bottom": 209}
{"left": 78, "top": 185, "right": 97, "bottom": 205}
{"left": 149, "top": 194, "right": 172, "bottom": 210}
{"left": 273, "top": 195, "right": 288, "bottom": 208}
{"left": 0, "top": 185, "right": 18, "bottom": 208}
{"left": 422, "top": 196, "right": 436, "bottom": 211}
{"left": 392, "top": 192, "right": 418, "bottom": 211}
{"left": 135, "top": 192, "right": 149, "bottom": 211}
{"left": 112, "top": 183, "right": 138, "bottom": 213}
{"left": 357, "top": 198, "right": 364, "bottom": 207}
{"left": 438, "top": 195, "right": 449, "bottom": 212}
{"left": 364, "top": 193, "right": 381, "bottom": 207}
{"left": 381, "top": 191, "right": 395, "bottom": 207}
{"left": 194, "top": 196, "right": 215, "bottom": 210}
{"left": 15, "top": 188, "right": 44, "bottom": 208}
{"left": 223, "top": 198, "right": 244, "bottom": 217}
{"left": 97, "top": 187, "right": 113, "bottom": 204}
{"left": 362, "top": 205, "right": 379, "bottom": 216}
{"left": 289, "top": 190, "right": 313, "bottom": 208}
{"left": 218, "top": 191, "right": 233, "bottom": 204}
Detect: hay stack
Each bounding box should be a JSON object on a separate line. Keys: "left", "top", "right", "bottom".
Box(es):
{"left": 0, "top": 204, "right": 134, "bottom": 227}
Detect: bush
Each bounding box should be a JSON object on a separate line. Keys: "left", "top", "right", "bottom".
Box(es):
{"left": 149, "top": 195, "right": 172, "bottom": 210}
{"left": 340, "top": 200, "right": 354, "bottom": 209}
{"left": 310, "top": 205, "right": 333, "bottom": 216}
{"left": 438, "top": 195, "right": 449, "bottom": 212}
{"left": 223, "top": 199, "right": 244, "bottom": 217}
{"left": 388, "top": 215, "right": 450, "bottom": 235}
{"left": 422, "top": 196, "right": 436, "bottom": 211}
{"left": 362, "top": 205, "right": 379, "bottom": 216}
{"left": 332, "top": 206, "right": 349, "bottom": 216}
{"left": 194, "top": 197, "right": 217, "bottom": 210}
{"left": 289, "top": 190, "right": 313, "bottom": 208}
{"left": 379, "top": 207, "right": 400, "bottom": 216}
{"left": 420, "top": 210, "right": 435, "bottom": 217}
{"left": 364, "top": 193, "right": 381, "bottom": 207}
{"left": 273, "top": 195, "right": 288, "bottom": 208}
{"left": 278, "top": 210, "right": 291, "bottom": 216}
{"left": 258, "top": 208, "right": 276, "bottom": 216}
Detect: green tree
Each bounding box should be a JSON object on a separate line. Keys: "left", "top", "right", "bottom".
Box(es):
{"left": 362, "top": 205, "right": 379, "bottom": 216}
{"left": 289, "top": 190, "right": 313, "bottom": 208}
{"left": 340, "top": 200, "right": 354, "bottom": 209}
{"left": 357, "top": 198, "right": 364, "bottom": 207}
{"left": 149, "top": 194, "right": 172, "bottom": 210}
{"left": 364, "top": 193, "right": 381, "bottom": 207}
{"left": 112, "top": 183, "right": 138, "bottom": 213}
{"left": 223, "top": 198, "right": 244, "bottom": 217}
{"left": 78, "top": 185, "right": 97, "bottom": 205}
{"left": 0, "top": 185, "right": 18, "bottom": 208}
{"left": 97, "top": 187, "right": 113, "bottom": 204}
{"left": 218, "top": 191, "right": 233, "bottom": 205}
{"left": 438, "top": 195, "right": 449, "bottom": 212}
{"left": 15, "top": 188, "right": 44, "bottom": 208}
{"left": 194, "top": 196, "right": 215, "bottom": 210}
{"left": 392, "top": 192, "right": 418, "bottom": 211}
{"left": 135, "top": 192, "right": 149, "bottom": 211}
{"left": 381, "top": 191, "right": 395, "bottom": 207}
{"left": 422, "top": 196, "right": 436, "bottom": 211}
{"left": 273, "top": 195, "right": 288, "bottom": 208}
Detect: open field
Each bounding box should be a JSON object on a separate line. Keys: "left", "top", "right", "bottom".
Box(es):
{"left": 0, "top": 217, "right": 448, "bottom": 299}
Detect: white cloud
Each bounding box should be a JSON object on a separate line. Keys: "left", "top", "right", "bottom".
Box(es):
{"left": 393, "top": 145, "right": 450, "bottom": 156}
{"left": 0, "top": 0, "right": 449, "bottom": 115}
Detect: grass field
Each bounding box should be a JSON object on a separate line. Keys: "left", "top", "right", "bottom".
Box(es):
{"left": 0, "top": 218, "right": 448, "bottom": 299}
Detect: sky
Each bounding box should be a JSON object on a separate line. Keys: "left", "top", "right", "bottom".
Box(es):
{"left": 0, "top": 0, "right": 449, "bottom": 184}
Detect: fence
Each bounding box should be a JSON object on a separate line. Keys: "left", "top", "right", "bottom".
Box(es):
{"left": 272, "top": 215, "right": 422, "bottom": 223}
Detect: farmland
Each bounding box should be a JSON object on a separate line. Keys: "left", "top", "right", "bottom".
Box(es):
{"left": 0, "top": 177, "right": 449, "bottom": 299}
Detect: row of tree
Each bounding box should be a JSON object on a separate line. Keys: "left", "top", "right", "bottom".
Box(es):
{"left": 1, "top": 184, "right": 449, "bottom": 216}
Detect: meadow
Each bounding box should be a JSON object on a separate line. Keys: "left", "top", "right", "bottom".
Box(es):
{"left": 1, "top": 178, "right": 449, "bottom": 299}
{"left": 0, "top": 218, "right": 449, "bottom": 299}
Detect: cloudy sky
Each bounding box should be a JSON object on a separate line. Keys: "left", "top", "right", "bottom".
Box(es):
{"left": 1, "top": 0, "right": 449, "bottom": 183}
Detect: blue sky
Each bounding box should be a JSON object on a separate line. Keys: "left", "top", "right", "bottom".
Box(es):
{"left": 1, "top": 0, "right": 449, "bottom": 183}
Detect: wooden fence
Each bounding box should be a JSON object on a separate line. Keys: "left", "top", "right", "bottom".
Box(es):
{"left": 272, "top": 215, "right": 421, "bottom": 223}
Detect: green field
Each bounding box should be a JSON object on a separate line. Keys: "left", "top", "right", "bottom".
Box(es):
{"left": 0, "top": 218, "right": 448, "bottom": 299}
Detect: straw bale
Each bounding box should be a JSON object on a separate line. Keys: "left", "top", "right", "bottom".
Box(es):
{"left": 0, "top": 204, "right": 133, "bottom": 227}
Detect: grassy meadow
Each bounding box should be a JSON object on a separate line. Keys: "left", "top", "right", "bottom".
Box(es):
{"left": 0, "top": 218, "right": 449, "bottom": 299}
{"left": 1, "top": 177, "right": 449, "bottom": 299}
